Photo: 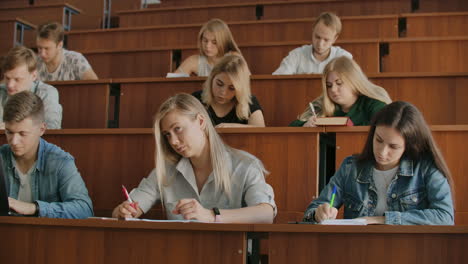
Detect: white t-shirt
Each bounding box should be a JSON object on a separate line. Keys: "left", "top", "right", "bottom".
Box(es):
{"left": 37, "top": 49, "right": 92, "bottom": 81}
{"left": 272, "top": 45, "right": 352, "bottom": 75}
{"left": 373, "top": 166, "right": 399, "bottom": 216}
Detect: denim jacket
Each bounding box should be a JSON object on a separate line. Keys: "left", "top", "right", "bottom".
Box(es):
{"left": 1, "top": 138, "right": 93, "bottom": 219}
{"left": 304, "top": 156, "right": 454, "bottom": 225}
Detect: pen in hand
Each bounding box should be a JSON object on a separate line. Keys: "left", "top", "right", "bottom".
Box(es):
{"left": 121, "top": 185, "right": 137, "bottom": 210}
{"left": 309, "top": 102, "right": 317, "bottom": 118}
{"left": 329, "top": 185, "right": 337, "bottom": 208}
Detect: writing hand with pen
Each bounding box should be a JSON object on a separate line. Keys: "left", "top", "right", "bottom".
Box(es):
{"left": 111, "top": 185, "right": 143, "bottom": 219}
{"left": 314, "top": 186, "right": 338, "bottom": 223}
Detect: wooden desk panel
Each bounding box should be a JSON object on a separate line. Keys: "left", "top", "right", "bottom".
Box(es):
{"left": 0, "top": 217, "right": 248, "bottom": 264}
{"left": 117, "top": 73, "right": 468, "bottom": 128}
{"left": 404, "top": 12, "right": 468, "bottom": 38}
{"left": 83, "top": 50, "right": 173, "bottom": 79}
{"left": 257, "top": 224, "right": 468, "bottom": 264}
{"left": 0, "top": 128, "right": 320, "bottom": 221}
{"left": 50, "top": 81, "right": 110, "bottom": 128}
{"left": 118, "top": 76, "right": 322, "bottom": 128}
{"left": 68, "top": 16, "right": 397, "bottom": 51}
{"left": 382, "top": 38, "right": 468, "bottom": 72}
{"left": 0, "top": 18, "right": 36, "bottom": 55}
{"left": 331, "top": 126, "right": 468, "bottom": 225}
{"left": 0, "top": 4, "right": 79, "bottom": 30}
{"left": 118, "top": 0, "right": 409, "bottom": 27}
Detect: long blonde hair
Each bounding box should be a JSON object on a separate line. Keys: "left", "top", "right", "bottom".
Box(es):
{"left": 198, "top": 18, "right": 241, "bottom": 57}
{"left": 202, "top": 55, "right": 252, "bottom": 120}
{"left": 299, "top": 56, "right": 391, "bottom": 121}
{"left": 153, "top": 93, "right": 232, "bottom": 205}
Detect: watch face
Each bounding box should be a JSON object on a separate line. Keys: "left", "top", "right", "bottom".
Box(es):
{"left": 213, "top": 207, "right": 220, "bottom": 215}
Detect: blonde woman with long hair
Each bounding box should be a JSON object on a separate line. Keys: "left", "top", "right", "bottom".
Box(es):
{"left": 192, "top": 54, "right": 265, "bottom": 127}
{"left": 112, "top": 93, "right": 276, "bottom": 223}
{"left": 290, "top": 56, "right": 392, "bottom": 126}
{"left": 174, "top": 18, "right": 242, "bottom": 77}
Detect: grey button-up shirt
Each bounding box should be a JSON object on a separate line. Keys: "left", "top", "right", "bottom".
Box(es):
{"left": 0, "top": 81, "right": 63, "bottom": 129}
{"left": 130, "top": 149, "right": 276, "bottom": 220}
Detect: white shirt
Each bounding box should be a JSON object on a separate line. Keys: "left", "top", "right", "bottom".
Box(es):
{"left": 130, "top": 148, "right": 277, "bottom": 220}
{"left": 272, "top": 45, "right": 352, "bottom": 75}
{"left": 373, "top": 166, "right": 399, "bottom": 216}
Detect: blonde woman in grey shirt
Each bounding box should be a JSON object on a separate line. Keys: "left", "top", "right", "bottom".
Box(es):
{"left": 112, "top": 93, "right": 276, "bottom": 223}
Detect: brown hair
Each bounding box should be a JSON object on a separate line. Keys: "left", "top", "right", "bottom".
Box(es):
{"left": 357, "top": 101, "right": 454, "bottom": 193}
{"left": 1, "top": 46, "right": 37, "bottom": 73}
{"left": 3, "top": 91, "right": 45, "bottom": 124}
{"left": 313, "top": 12, "right": 342, "bottom": 36}
{"left": 37, "top": 22, "right": 64, "bottom": 44}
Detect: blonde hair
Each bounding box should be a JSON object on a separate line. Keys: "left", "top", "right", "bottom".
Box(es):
{"left": 153, "top": 93, "right": 233, "bottom": 206}
{"left": 299, "top": 56, "right": 391, "bottom": 121}
{"left": 198, "top": 18, "right": 241, "bottom": 57}
{"left": 1, "top": 46, "right": 37, "bottom": 73}
{"left": 313, "top": 12, "right": 342, "bottom": 36}
{"left": 202, "top": 55, "right": 252, "bottom": 121}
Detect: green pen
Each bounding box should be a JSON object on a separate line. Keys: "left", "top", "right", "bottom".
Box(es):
{"left": 329, "top": 185, "right": 337, "bottom": 208}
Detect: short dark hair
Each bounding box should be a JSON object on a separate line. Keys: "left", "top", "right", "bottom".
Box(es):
{"left": 3, "top": 91, "right": 45, "bottom": 124}
{"left": 37, "top": 22, "right": 64, "bottom": 43}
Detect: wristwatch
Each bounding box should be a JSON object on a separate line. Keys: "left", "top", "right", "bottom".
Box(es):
{"left": 212, "top": 207, "right": 222, "bottom": 223}
{"left": 33, "top": 201, "right": 40, "bottom": 217}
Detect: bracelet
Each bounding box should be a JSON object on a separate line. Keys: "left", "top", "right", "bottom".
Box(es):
{"left": 33, "top": 201, "right": 40, "bottom": 217}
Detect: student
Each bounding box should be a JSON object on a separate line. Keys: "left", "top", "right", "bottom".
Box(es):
{"left": 0, "top": 46, "right": 62, "bottom": 129}
{"left": 273, "top": 12, "right": 352, "bottom": 75}
{"left": 192, "top": 55, "right": 265, "bottom": 127}
{"left": 304, "top": 101, "right": 454, "bottom": 225}
{"left": 290, "top": 56, "right": 391, "bottom": 127}
{"left": 112, "top": 93, "right": 276, "bottom": 223}
{"left": 36, "top": 22, "right": 98, "bottom": 81}
{"left": 1, "top": 91, "right": 93, "bottom": 218}
{"left": 174, "top": 18, "right": 243, "bottom": 77}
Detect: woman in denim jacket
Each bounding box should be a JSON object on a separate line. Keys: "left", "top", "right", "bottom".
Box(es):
{"left": 304, "top": 101, "right": 454, "bottom": 225}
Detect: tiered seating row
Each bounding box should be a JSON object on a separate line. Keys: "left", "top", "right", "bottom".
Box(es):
{"left": 51, "top": 73, "right": 468, "bottom": 129}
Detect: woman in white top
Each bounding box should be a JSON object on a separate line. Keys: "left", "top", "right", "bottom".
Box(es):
{"left": 112, "top": 93, "right": 276, "bottom": 223}
{"left": 174, "top": 18, "right": 243, "bottom": 77}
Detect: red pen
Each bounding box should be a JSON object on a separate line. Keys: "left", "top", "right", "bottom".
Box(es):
{"left": 121, "top": 185, "right": 137, "bottom": 210}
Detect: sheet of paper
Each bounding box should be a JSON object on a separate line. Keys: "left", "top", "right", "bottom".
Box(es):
{"left": 320, "top": 218, "right": 368, "bottom": 225}
{"left": 166, "top": 72, "right": 190, "bottom": 78}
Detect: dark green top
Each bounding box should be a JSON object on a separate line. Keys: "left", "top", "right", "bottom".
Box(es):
{"left": 289, "top": 96, "right": 386, "bottom": 127}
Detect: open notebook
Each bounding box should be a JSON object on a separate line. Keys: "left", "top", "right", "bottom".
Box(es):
{"left": 319, "top": 219, "right": 368, "bottom": 225}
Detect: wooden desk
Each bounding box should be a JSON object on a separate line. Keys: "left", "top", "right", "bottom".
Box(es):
{"left": 0, "top": 128, "right": 320, "bottom": 221}
{"left": 329, "top": 125, "right": 468, "bottom": 225}
{"left": 0, "top": 18, "right": 35, "bottom": 55}
{"left": 117, "top": 0, "right": 410, "bottom": 26}
{"left": 254, "top": 224, "right": 468, "bottom": 264}
{"left": 403, "top": 12, "right": 468, "bottom": 37}
{"left": 48, "top": 80, "right": 111, "bottom": 128}
{"left": 0, "top": 3, "right": 81, "bottom": 31}
{"left": 115, "top": 73, "right": 468, "bottom": 128}
{"left": 0, "top": 217, "right": 248, "bottom": 264}
{"left": 69, "top": 15, "right": 397, "bottom": 49}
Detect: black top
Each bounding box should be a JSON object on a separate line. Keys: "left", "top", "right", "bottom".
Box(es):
{"left": 192, "top": 90, "right": 263, "bottom": 125}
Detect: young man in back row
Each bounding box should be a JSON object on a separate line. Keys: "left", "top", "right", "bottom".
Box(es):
{"left": 273, "top": 12, "right": 352, "bottom": 75}
{"left": 36, "top": 22, "right": 98, "bottom": 81}
{"left": 0, "top": 46, "right": 62, "bottom": 129}
{"left": 1, "top": 91, "right": 93, "bottom": 218}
